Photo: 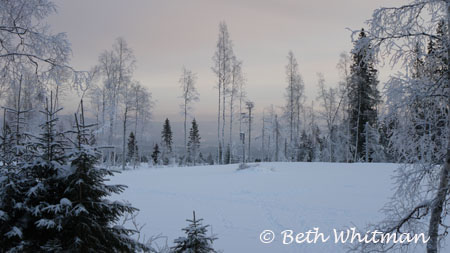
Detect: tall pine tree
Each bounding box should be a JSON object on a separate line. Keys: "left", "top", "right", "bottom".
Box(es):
{"left": 187, "top": 119, "right": 201, "bottom": 165}
{"left": 348, "top": 29, "right": 380, "bottom": 161}
{"left": 161, "top": 118, "right": 173, "bottom": 165}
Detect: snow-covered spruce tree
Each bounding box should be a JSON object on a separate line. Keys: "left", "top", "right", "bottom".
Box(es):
{"left": 349, "top": 1, "right": 449, "bottom": 252}
{"left": 0, "top": 109, "right": 34, "bottom": 251}
{"left": 348, "top": 29, "right": 380, "bottom": 162}
{"left": 161, "top": 118, "right": 173, "bottom": 165}
{"left": 171, "top": 211, "right": 217, "bottom": 253}
{"left": 151, "top": 143, "right": 161, "bottom": 166}
{"left": 58, "top": 105, "right": 144, "bottom": 252}
{"left": 127, "top": 131, "right": 137, "bottom": 163}
{"left": 362, "top": 122, "right": 385, "bottom": 162}
{"left": 5, "top": 96, "right": 69, "bottom": 251}
{"left": 187, "top": 119, "right": 201, "bottom": 165}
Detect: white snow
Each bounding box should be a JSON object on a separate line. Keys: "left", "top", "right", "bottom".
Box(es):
{"left": 110, "top": 162, "right": 445, "bottom": 252}
{"left": 60, "top": 198, "right": 72, "bottom": 207}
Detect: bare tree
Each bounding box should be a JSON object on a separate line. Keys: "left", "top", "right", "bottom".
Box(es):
{"left": 131, "top": 83, "right": 153, "bottom": 143}
{"left": 121, "top": 80, "right": 135, "bottom": 170}
{"left": 316, "top": 73, "right": 340, "bottom": 162}
{"left": 238, "top": 65, "right": 247, "bottom": 140}
{"left": 96, "top": 38, "right": 136, "bottom": 165}
{"left": 246, "top": 101, "right": 254, "bottom": 162}
{"left": 284, "top": 51, "right": 305, "bottom": 160}
{"left": 228, "top": 57, "right": 244, "bottom": 163}
{"left": 336, "top": 51, "right": 353, "bottom": 162}
{"left": 179, "top": 67, "right": 199, "bottom": 158}
{"left": 212, "top": 21, "right": 234, "bottom": 164}
{"left": 0, "top": 0, "right": 90, "bottom": 136}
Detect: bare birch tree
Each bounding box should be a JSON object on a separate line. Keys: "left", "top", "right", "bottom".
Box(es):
{"left": 228, "top": 57, "right": 244, "bottom": 163}
{"left": 179, "top": 67, "right": 199, "bottom": 159}
{"left": 212, "top": 22, "right": 234, "bottom": 164}
{"left": 284, "top": 51, "right": 305, "bottom": 160}
{"left": 96, "top": 38, "right": 136, "bottom": 165}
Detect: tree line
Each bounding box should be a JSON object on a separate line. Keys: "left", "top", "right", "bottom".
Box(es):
{"left": 0, "top": 0, "right": 449, "bottom": 252}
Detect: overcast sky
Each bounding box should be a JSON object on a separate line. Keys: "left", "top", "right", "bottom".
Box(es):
{"left": 48, "top": 0, "right": 402, "bottom": 122}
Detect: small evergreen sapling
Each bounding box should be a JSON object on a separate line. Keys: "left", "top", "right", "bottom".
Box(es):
{"left": 151, "top": 143, "right": 160, "bottom": 165}
{"left": 172, "top": 211, "right": 217, "bottom": 253}
{"left": 127, "top": 131, "right": 137, "bottom": 162}
{"left": 127, "top": 131, "right": 139, "bottom": 168}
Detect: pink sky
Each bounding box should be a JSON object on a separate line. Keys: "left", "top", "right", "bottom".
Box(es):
{"left": 48, "top": 0, "right": 402, "bottom": 122}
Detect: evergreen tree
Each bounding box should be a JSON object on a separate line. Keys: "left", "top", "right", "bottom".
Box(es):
{"left": 224, "top": 145, "right": 231, "bottom": 165}
{"left": 161, "top": 118, "right": 173, "bottom": 165}
{"left": 17, "top": 99, "right": 68, "bottom": 251}
{"left": 161, "top": 118, "right": 173, "bottom": 152}
{"left": 206, "top": 153, "right": 214, "bottom": 165}
{"left": 187, "top": 119, "right": 201, "bottom": 165}
{"left": 362, "top": 122, "right": 385, "bottom": 162}
{"left": 0, "top": 99, "right": 144, "bottom": 252}
{"left": 171, "top": 211, "right": 217, "bottom": 253}
{"left": 0, "top": 115, "right": 33, "bottom": 251}
{"left": 57, "top": 109, "right": 144, "bottom": 252}
{"left": 198, "top": 152, "right": 204, "bottom": 164}
{"left": 298, "top": 130, "right": 312, "bottom": 162}
{"left": 127, "top": 131, "right": 137, "bottom": 163}
{"left": 151, "top": 143, "right": 160, "bottom": 165}
{"left": 134, "top": 144, "right": 139, "bottom": 165}
{"left": 348, "top": 29, "right": 380, "bottom": 161}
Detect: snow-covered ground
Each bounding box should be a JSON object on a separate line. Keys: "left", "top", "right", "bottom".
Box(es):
{"left": 110, "top": 162, "right": 436, "bottom": 252}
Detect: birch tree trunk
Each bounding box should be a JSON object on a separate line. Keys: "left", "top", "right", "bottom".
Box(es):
{"left": 229, "top": 91, "right": 234, "bottom": 164}
{"left": 427, "top": 3, "right": 450, "bottom": 252}
{"left": 122, "top": 106, "right": 128, "bottom": 170}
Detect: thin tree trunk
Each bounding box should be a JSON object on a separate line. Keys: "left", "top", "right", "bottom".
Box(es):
{"left": 427, "top": 4, "right": 450, "bottom": 252}
{"left": 365, "top": 122, "right": 369, "bottom": 162}
{"left": 248, "top": 105, "right": 252, "bottom": 162}
{"left": 229, "top": 93, "right": 234, "bottom": 164}
{"left": 135, "top": 88, "right": 139, "bottom": 136}
{"left": 275, "top": 114, "right": 279, "bottom": 162}
{"left": 222, "top": 81, "right": 226, "bottom": 164}
{"left": 290, "top": 66, "right": 293, "bottom": 146}
{"left": 122, "top": 107, "right": 128, "bottom": 170}
{"left": 427, "top": 153, "right": 450, "bottom": 253}
{"left": 217, "top": 79, "right": 221, "bottom": 164}
{"left": 262, "top": 112, "right": 265, "bottom": 161}
{"left": 15, "top": 75, "right": 22, "bottom": 147}
{"left": 184, "top": 101, "right": 187, "bottom": 157}
{"left": 354, "top": 84, "right": 362, "bottom": 162}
